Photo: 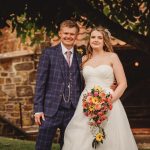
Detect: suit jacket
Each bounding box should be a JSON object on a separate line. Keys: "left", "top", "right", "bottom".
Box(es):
{"left": 34, "top": 43, "right": 83, "bottom": 117}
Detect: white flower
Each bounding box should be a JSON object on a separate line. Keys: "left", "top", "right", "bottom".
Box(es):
{"left": 104, "top": 29, "right": 111, "bottom": 38}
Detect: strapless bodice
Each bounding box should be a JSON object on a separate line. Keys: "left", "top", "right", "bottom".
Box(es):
{"left": 82, "top": 65, "right": 114, "bottom": 90}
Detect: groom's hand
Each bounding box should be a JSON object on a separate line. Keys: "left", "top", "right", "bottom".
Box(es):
{"left": 110, "top": 80, "right": 117, "bottom": 91}
{"left": 34, "top": 112, "right": 45, "bottom": 125}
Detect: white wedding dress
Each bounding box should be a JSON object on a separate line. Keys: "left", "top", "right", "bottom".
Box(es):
{"left": 62, "top": 65, "right": 138, "bottom": 150}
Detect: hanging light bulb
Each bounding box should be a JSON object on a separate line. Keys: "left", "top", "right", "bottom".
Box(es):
{"left": 134, "top": 61, "right": 139, "bottom": 67}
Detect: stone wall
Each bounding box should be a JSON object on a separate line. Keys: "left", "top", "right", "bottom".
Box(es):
{"left": 0, "top": 56, "right": 35, "bottom": 126}
{"left": 0, "top": 23, "right": 46, "bottom": 127}
{"left": 0, "top": 53, "right": 39, "bottom": 126}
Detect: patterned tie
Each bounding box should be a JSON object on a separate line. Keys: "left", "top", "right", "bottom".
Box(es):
{"left": 65, "top": 51, "right": 72, "bottom": 67}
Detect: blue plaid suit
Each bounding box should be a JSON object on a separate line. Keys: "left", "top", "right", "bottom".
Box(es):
{"left": 34, "top": 43, "right": 83, "bottom": 150}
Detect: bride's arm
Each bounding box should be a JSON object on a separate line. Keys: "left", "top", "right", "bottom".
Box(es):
{"left": 111, "top": 53, "right": 127, "bottom": 103}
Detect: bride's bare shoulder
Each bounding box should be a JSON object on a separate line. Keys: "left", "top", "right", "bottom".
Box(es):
{"left": 106, "top": 52, "right": 118, "bottom": 59}
{"left": 105, "top": 52, "right": 119, "bottom": 65}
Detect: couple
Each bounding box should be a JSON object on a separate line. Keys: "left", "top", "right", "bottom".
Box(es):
{"left": 34, "top": 20, "right": 138, "bottom": 150}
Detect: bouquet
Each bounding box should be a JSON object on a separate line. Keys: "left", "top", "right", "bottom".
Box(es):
{"left": 82, "top": 85, "right": 113, "bottom": 149}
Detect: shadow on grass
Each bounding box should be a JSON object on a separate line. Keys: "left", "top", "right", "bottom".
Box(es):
{"left": 0, "top": 137, "right": 60, "bottom": 150}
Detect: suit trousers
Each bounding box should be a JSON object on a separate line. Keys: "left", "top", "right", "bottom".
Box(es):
{"left": 35, "top": 106, "right": 75, "bottom": 150}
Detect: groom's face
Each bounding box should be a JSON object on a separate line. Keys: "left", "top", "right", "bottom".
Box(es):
{"left": 59, "top": 27, "right": 78, "bottom": 49}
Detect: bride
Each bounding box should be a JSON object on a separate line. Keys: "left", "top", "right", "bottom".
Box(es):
{"left": 62, "top": 26, "right": 138, "bottom": 150}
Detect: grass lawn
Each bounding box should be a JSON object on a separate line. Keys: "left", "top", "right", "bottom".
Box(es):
{"left": 0, "top": 137, "right": 60, "bottom": 150}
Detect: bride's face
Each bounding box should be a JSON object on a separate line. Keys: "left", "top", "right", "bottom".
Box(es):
{"left": 90, "top": 30, "right": 104, "bottom": 50}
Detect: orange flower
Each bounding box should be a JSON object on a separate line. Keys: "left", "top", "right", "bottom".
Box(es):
{"left": 82, "top": 101, "right": 87, "bottom": 108}
{"left": 109, "top": 104, "right": 113, "bottom": 110}
{"left": 99, "top": 92, "right": 106, "bottom": 97}
{"left": 95, "top": 104, "right": 101, "bottom": 110}
{"left": 87, "top": 96, "right": 92, "bottom": 102}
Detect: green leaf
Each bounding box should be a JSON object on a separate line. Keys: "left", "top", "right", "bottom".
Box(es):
{"left": 103, "top": 5, "right": 110, "bottom": 16}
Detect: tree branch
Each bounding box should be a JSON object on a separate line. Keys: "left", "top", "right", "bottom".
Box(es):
{"left": 67, "top": 0, "right": 150, "bottom": 54}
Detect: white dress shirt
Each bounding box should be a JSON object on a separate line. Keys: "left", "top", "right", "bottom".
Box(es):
{"left": 61, "top": 42, "right": 74, "bottom": 66}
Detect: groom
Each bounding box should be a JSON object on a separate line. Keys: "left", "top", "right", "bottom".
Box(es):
{"left": 34, "top": 20, "right": 83, "bottom": 150}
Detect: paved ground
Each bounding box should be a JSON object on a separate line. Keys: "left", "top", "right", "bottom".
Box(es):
{"left": 132, "top": 128, "right": 150, "bottom": 150}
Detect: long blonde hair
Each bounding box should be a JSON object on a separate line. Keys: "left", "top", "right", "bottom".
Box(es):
{"left": 81, "top": 26, "right": 114, "bottom": 67}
